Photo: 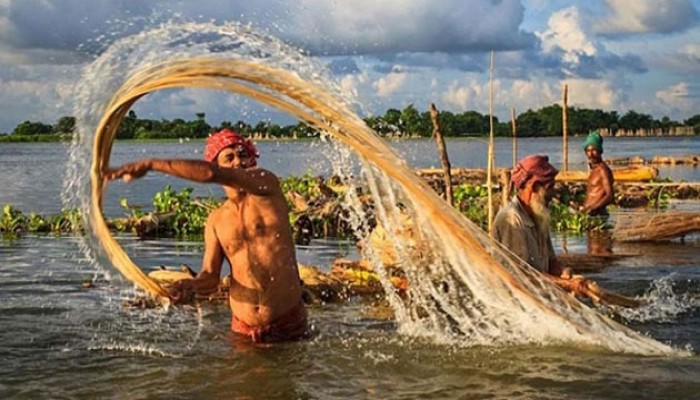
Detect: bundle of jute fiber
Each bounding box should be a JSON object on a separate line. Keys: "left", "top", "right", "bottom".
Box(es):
{"left": 88, "top": 57, "right": 675, "bottom": 354}
{"left": 613, "top": 211, "right": 700, "bottom": 242}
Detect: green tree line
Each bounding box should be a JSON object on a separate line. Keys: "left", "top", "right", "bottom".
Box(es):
{"left": 2, "top": 106, "right": 699, "bottom": 141}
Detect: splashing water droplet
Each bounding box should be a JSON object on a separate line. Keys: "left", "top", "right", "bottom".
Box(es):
{"left": 63, "top": 21, "right": 681, "bottom": 356}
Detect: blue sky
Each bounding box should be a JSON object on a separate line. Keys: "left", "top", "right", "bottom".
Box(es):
{"left": 0, "top": 0, "right": 698, "bottom": 132}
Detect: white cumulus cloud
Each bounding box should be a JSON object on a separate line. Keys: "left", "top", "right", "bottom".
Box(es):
{"left": 287, "top": 0, "right": 531, "bottom": 55}
{"left": 563, "top": 79, "right": 618, "bottom": 109}
{"left": 373, "top": 71, "right": 407, "bottom": 98}
{"left": 535, "top": 6, "right": 646, "bottom": 78}
{"left": 597, "top": 0, "right": 699, "bottom": 34}
{"left": 0, "top": 65, "right": 76, "bottom": 132}
{"left": 486, "top": 78, "right": 616, "bottom": 119}
{"left": 536, "top": 7, "right": 596, "bottom": 65}
{"left": 442, "top": 82, "right": 472, "bottom": 111}
{"left": 662, "top": 42, "right": 700, "bottom": 74}
{"left": 0, "top": 0, "right": 532, "bottom": 61}
{"left": 506, "top": 78, "right": 618, "bottom": 112}
{"left": 656, "top": 82, "right": 694, "bottom": 111}
{"left": 441, "top": 78, "right": 511, "bottom": 113}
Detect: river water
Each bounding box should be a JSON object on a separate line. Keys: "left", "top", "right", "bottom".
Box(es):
{"left": 1, "top": 136, "right": 699, "bottom": 215}
{"left": 1, "top": 137, "right": 699, "bottom": 399}
{"left": 2, "top": 19, "right": 700, "bottom": 399}
{"left": 0, "top": 235, "right": 699, "bottom": 399}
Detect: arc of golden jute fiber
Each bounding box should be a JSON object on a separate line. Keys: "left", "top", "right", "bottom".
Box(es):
{"left": 91, "top": 58, "right": 645, "bottom": 339}
{"left": 91, "top": 72, "right": 348, "bottom": 299}
{"left": 91, "top": 59, "right": 523, "bottom": 301}
{"left": 90, "top": 61, "right": 388, "bottom": 299}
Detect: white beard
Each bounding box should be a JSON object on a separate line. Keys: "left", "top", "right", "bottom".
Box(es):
{"left": 529, "top": 187, "right": 551, "bottom": 239}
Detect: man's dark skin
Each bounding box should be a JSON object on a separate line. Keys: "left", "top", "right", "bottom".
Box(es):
{"left": 103, "top": 144, "right": 304, "bottom": 331}
{"left": 581, "top": 145, "right": 614, "bottom": 215}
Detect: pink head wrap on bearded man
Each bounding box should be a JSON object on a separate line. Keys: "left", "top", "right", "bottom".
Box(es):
{"left": 511, "top": 155, "right": 558, "bottom": 189}
{"left": 204, "top": 129, "right": 260, "bottom": 166}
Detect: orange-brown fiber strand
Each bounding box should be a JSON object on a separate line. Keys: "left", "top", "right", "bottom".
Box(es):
{"left": 91, "top": 58, "right": 625, "bottom": 333}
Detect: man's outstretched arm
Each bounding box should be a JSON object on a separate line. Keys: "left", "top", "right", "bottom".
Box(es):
{"left": 104, "top": 158, "right": 280, "bottom": 196}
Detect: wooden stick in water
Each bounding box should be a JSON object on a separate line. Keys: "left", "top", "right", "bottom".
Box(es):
{"left": 511, "top": 107, "right": 517, "bottom": 169}
{"left": 429, "top": 103, "right": 453, "bottom": 206}
{"left": 499, "top": 169, "right": 511, "bottom": 208}
{"left": 487, "top": 51, "right": 495, "bottom": 234}
{"left": 562, "top": 84, "right": 569, "bottom": 173}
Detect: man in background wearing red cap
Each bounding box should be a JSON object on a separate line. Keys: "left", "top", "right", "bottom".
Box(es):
{"left": 492, "top": 155, "right": 587, "bottom": 294}
{"left": 105, "top": 129, "right": 307, "bottom": 343}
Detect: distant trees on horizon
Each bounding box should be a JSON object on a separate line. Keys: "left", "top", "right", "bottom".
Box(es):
{"left": 3, "top": 105, "right": 699, "bottom": 140}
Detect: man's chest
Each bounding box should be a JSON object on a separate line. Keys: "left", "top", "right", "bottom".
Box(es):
{"left": 214, "top": 204, "right": 276, "bottom": 243}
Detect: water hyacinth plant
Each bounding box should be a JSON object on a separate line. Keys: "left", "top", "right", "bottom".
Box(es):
{"left": 0, "top": 204, "right": 27, "bottom": 236}
{"left": 3, "top": 171, "right": 691, "bottom": 241}
{"left": 1, "top": 205, "right": 83, "bottom": 238}
{"left": 453, "top": 184, "right": 490, "bottom": 230}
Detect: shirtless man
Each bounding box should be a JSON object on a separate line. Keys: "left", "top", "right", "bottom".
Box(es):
{"left": 104, "top": 129, "right": 307, "bottom": 343}
{"left": 580, "top": 131, "right": 614, "bottom": 216}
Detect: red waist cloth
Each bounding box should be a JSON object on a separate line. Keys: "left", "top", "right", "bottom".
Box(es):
{"left": 231, "top": 302, "right": 308, "bottom": 343}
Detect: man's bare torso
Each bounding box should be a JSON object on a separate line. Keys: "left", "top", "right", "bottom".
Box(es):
{"left": 583, "top": 162, "right": 614, "bottom": 215}
{"left": 211, "top": 194, "right": 302, "bottom": 326}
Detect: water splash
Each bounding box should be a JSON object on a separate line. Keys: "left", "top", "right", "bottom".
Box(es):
{"left": 63, "top": 20, "right": 350, "bottom": 286}
{"left": 88, "top": 341, "right": 177, "bottom": 358}
{"left": 618, "top": 276, "right": 699, "bottom": 324}
{"left": 63, "top": 20, "right": 353, "bottom": 353}
{"left": 64, "top": 21, "right": 686, "bottom": 356}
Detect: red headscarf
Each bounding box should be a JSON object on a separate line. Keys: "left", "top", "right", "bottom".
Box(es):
{"left": 204, "top": 129, "right": 259, "bottom": 166}
{"left": 511, "top": 155, "right": 558, "bottom": 189}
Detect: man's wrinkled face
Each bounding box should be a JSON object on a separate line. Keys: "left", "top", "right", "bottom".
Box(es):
{"left": 585, "top": 145, "right": 601, "bottom": 163}
{"left": 533, "top": 179, "right": 555, "bottom": 205}
{"left": 217, "top": 144, "right": 252, "bottom": 169}
{"left": 529, "top": 180, "right": 554, "bottom": 233}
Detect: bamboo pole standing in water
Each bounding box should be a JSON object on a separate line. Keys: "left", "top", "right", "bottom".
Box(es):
{"left": 562, "top": 84, "right": 569, "bottom": 172}
{"left": 487, "top": 51, "right": 495, "bottom": 234}
{"left": 429, "top": 103, "right": 453, "bottom": 206}
{"left": 500, "top": 169, "right": 511, "bottom": 207}
{"left": 511, "top": 107, "right": 517, "bottom": 168}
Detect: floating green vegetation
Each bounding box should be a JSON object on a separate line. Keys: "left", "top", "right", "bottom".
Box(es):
{"left": 0, "top": 204, "right": 26, "bottom": 237}
{"left": 1, "top": 204, "right": 82, "bottom": 238}
{"left": 3, "top": 173, "right": 692, "bottom": 242}
{"left": 549, "top": 202, "right": 607, "bottom": 232}
{"left": 112, "top": 185, "right": 219, "bottom": 239}
{"left": 453, "top": 184, "right": 489, "bottom": 230}
{"left": 280, "top": 172, "right": 322, "bottom": 201}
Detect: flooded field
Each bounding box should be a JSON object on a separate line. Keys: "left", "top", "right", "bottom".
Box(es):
{"left": 1, "top": 233, "right": 698, "bottom": 399}
{"left": 1, "top": 22, "right": 699, "bottom": 399}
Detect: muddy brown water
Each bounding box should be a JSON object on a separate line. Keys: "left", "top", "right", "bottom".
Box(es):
{"left": 0, "top": 234, "right": 698, "bottom": 399}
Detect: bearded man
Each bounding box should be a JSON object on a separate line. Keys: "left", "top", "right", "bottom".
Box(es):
{"left": 104, "top": 129, "right": 307, "bottom": 343}
{"left": 492, "top": 155, "right": 586, "bottom": 292}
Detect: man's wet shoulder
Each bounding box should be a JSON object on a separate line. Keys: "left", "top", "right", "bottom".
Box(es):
{"left": 207, "top": 204, "right": 230, "bottom": 222}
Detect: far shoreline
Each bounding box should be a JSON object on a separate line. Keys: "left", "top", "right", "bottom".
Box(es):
{"left": 2, "top": 133, "right": 699, "bottom": 144}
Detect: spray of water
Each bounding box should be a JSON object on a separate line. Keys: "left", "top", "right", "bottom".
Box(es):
{"left": 619, "top": 275, "right": 699, "bottom": 324}
{"left": 64, "top": 21, "right": 686, "bottom": 356}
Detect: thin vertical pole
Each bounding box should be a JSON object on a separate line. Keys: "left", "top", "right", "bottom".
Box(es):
{"left": 487, "top": 51, "right": 495, "bottom": 234}
{"left": 562, "top": 84, "right": 569, "bottom": 172}
{"left": 511, "top": 107, "right": 517, "bottom": 169}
